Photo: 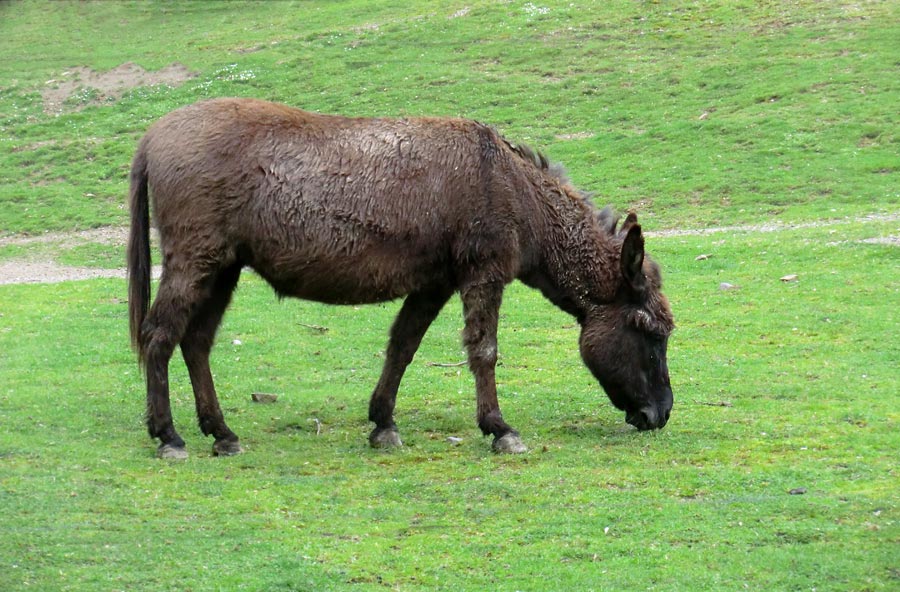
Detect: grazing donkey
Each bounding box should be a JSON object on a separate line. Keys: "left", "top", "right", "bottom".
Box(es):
{"left": 128, "top": 98, "right": 675, "bottom": 458}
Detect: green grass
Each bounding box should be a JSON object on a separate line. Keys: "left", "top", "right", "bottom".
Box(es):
{"left": 0, "top": 1, "right": 897, "bottom": 590}
{"left": 1, "top": 224, "right": 897, "bottom": 590}
{"left": 1, "top": 0, "right": 897, "bottom": 240}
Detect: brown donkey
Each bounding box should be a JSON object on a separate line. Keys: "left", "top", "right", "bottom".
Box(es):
{"left": 128, "top": 98, "right": 675, "bottom": 458}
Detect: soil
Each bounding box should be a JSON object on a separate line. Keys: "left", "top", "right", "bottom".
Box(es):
{"left": 41, "top": 62, "right": 196, "bottom": 115}
{"left": 0, "top": 227, "right": 159, "bottom": 285}
{"left": 0, "top": 260, "right": 133, "bottom": 284}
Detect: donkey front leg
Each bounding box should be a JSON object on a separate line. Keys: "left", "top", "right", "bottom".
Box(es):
{"left": 460, "top": 281, "right": 527, "bottom": 453}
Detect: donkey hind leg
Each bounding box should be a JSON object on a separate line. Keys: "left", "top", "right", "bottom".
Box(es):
{"left": 180, "top": 264, "right": 243, "bottom": 457}
{"left": 460, "top": 281, "right": 527, "bottom": 453}
{"left": 142, "top": 268, "right": 215, "bottom": 459}
{"left": 368, "top": 287, "right": 453, "bottom": 449}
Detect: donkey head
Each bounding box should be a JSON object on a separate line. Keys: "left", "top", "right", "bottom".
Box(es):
{"left": 579, "top": 212, "right": 675, "bottom": 430}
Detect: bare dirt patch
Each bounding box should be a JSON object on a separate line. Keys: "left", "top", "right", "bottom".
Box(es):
{"left": 0, "top": 260, "right": 163, "bottom": 285}
{"left": 41, "top": 62, "right": 196, "bottom": 115}
{"left": 555, "top": 131, "right": 595, "bottom": 141}
{"left": 647, "top": 212, "right": 900, "bottom": 238}
{"left": 859, "top": 236, "right": 900, "bottom": 246}
{"left": 0, "top": 260, "right": 127, "bottom": 285}
{"left": 0, "top": 227, "right": 159, "bottom": 285}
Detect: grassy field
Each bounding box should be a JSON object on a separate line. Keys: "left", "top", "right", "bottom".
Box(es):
{"left": 0, "top": 1, "right": 897, "bottom": 590}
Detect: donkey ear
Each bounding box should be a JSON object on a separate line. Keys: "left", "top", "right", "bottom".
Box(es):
{"left": 596, "top": 206, "right": 620, "bottom": 235}
{"left": 621, "top": 224, "right": 646, "bottom": 293}
{"left": 620, "top": 212, "right": 639, "bottom": 236}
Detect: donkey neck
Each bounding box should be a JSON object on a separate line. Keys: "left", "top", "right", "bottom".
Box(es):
{"left": 518, "top": 186, "right": 620, "bottom": 322}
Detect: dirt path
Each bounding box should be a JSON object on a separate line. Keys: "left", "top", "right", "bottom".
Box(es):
{"left": 0, "top": 212, "right": 896, "bottom": 285}
{"left": 0, "top": 227, "right": 158, "bottom": 285}
{"left": 646, "top": 212, "right": 899, "bottom": 239}
{"left": 0, "top": 260, "right": 146, "bottom": 284}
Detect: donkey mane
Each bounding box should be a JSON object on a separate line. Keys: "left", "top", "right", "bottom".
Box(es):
{"left": 498, "top": 134, "right": 603, "bottom": 216}
{"left": 502, "top": 137, "right": 551, "bottom": 172}
{"left": 498, "top": 135, "right": 569, "bottom": 183}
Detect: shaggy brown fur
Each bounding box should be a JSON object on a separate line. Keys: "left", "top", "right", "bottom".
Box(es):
{"left": 127, "top": 98, "right": 674, "bottom": 457}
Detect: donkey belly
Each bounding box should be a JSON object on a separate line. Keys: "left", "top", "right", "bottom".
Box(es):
{"left": 235, "top": 186, "right": 458, "bottom": 304}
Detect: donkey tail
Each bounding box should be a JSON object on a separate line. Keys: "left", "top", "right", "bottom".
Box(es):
{"left": 127, "top": 143, "right": 151, "bottom": 360}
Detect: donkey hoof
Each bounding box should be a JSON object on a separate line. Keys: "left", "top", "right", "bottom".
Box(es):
{"left": 213, "top": 439, "right": 244, "bottom": 457}
{"left": 157, "top": 443, "right": 188, "bottom": 460}
{"left": 369, "top": 428, "right": 403, "bottom": 449}
{"left": 492, "top": 432, "right": 527, "bottom": 454}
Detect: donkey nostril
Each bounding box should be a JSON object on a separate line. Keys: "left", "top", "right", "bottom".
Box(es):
{"left": 656, "top": 408, "right": 670, "bottom": 429}
{"left": 626, "top": 408, "right": 658, "bottom": 430}
{"left": 633, "top": 409, "right": 654, "bottom": 430}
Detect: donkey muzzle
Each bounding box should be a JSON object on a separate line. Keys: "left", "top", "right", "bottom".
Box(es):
{"left": 626, "top": 403, "right": 670, "bottom": 431}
